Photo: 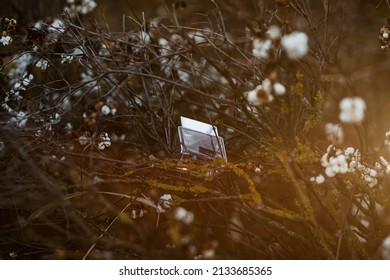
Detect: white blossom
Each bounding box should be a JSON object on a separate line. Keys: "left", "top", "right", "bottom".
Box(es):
{"left": 160, "top": 194, "right": 172, "bottom": 201}
{"left": 382, "top": 235, "right": 390, "bottom": 259}
{"left": 262, "top": 78, "right": 272, "bottom": 92}
{"left": 78, "top": 135, "right": 89, "bottom": 145}
{"left": 267, "top": 25, "right": 281, "bottom": 40}
{"left": 101, "top": 105, "right": 110, "bottom": 115}
{"left": 189, "top": 31, "right": 207, "bottom": 44}
{"left": 80, "top": 0, "right": 97, "bottom": 14}
{"left": 369, "top": 169, "right": 377, "bottom": 178}
{"left": 325, "top": 123, "right": 344, "bottom": 145}
{"left": 344, "top": 147, "right": 355, "bottom": 156}
{"left": 177, "top": 69, "right": 190, "bottom": 83}
{"left": 61, "top": 48, "right": 83, "bottom": 64}
{"left": 131, "top": 209, "right": 146, "bottom": 219}
{"left": 36, "top": 59, "right": 48, "bottom": 70}
{"left": 98, "top": 132, "right": 111, "bottom": 150}
{"left": 61, "top": 54, "right": 74, "bottom": 64}
{"left": 384, "top": 131, "right": 390, "bottom": 148}
{"left": 339, "top": 97, "right": 366, "bottom": 124}
{"left": 10, "top": 111, "right": 28, "bottom": 128}
{"left": 7, "top": 53, "right": 33, "bottom": 85}
{"left": 65, "top": 122, "right": 73, "bottom": 131}
{"left": 311, "top": 174, "right": 325, "bottom": 184}
{"left": 321, "top": 144, "right": 381, "bottom": 187}
{"left": 50, "top": 112, "right": 61, "bottom": 124}
{"left": 174, "top": 207, "right": 194, "bottom": 224}
{"left": 202, "top": 248, "right": 215, "bottom": 259}
{"left": 65, "top": 0, "right": 97, "bottom": 16}
{"left": 159, "top": 38, "right": 170, "bottom": 53}
{"left": 273, "top": 82, "right": 286, "bottom": 96}
{"left": 138, "top": 31, "right": 151, "bottom": 45}
{"left": 380, "top": 156, "right": 389, "bottom": 167}
{"left": 47, "top": 18, "right": 65, "bottom": 33}
{"left": 246, "top": 79, "right": 274, "bottom": 106}
{"left": 281, "top": 31, "right": 309, "bottom": 60}
{"left": 0, "top": 36, "right": 12, "bottom": 46}
{"left": 157, "top": 193, "right": 172, "bottom": 213}
{"left": 252, "top": 38, "right": 272, "bottom": 59}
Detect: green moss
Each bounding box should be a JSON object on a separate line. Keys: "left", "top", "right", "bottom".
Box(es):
{"left": 303, "top": 91, "right": 325, "bottom": 133}
{"left": 291, "top": 138, "right": 318, "bottom": 166}
{"left": 291, "top": 71, "right": 304, "bottom": 97}
{"left": 146, "top": 179, "right": 210, "bottom": 194}
{"left": 350, "top": 233, "right": 369, "bottom": 259}
{"left": 221, "top": 159, "right": 262, "bottom": 204}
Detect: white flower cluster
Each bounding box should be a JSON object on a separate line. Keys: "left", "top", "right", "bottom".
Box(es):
{"left": 130, "top": 31, "right": 152, "bottom": 53}
{"left": 310, "top": 174, "right": 325, "bottom": 184}
{"left": 252, "top": 38, "right": 272, "bottom": 59}
{"left": 7, "top": 53, "right": 33, "bottom": 85}
{"left": 98, "top": 132, "right": 111, "bottom": 150}
{"left": 267, "top": 25, "right": 282, "bottom": 40}
{"left": 280, "top": 31, "right": 309, "bottom": 60}
{"left": 320, "top": 145, "right": 384, "bottom": 188}
{"left": 339, "top": 97, "right": 366, "bottom": 124}
{"left": 60, "top": 48, "right": 83, "bottom": 64}
{"left": 36, "top": 59, "right": 49, "bottom": 70}
{"left": 379, "top": 25, "right": 390, "bottom": 51}
{"left": 158, "top": 37, "right": 174, "bottom": 77}
{"left": 384, "top": 131, "right": 390, "bottom": 149}
{"left": 47, "top": 18, "right": 65, "bottom": 33}
{"left": 40, "top": 111, "right": 62, "bottom": 132}
{"left": 50, "top": 154, "right": 65, "bottom": 161}
{"left": 325, "top": 123, "right": 344, "bottom": 145}
{"left": 78, "top": 132, "right": 112, "bottom": 150}
{"left": 10, "top": 111, "right": 28, "bottom": 128}
{"left": 189, "top": 30, "right": 208, "bottom": 44}
{"left": 49, "top": 112, "right": 61, "bottom": 125}
{"left": 0, "top": 36, "right": 12, "bottom": 46}
{"left": 78, "top": 69, "right": 99, "bottom": 94}
{"left": 78, "top": 134, "right": 90, "bottom": 146}
{"left": 61, "top": 54, "right": 74, "bottom": 64}
{"left": 131, "top": 209, "right": 147, "bottom": 219}
{"left": 321, "top": 145, "right": 351, "bottom": 177}
{"left": 361, "top": 167, "right": 379, "bottom": 188}
{"left": 138, "top": 31, "right": 151, "bottom": 45}
{"left": 174, "top": 207, "right": 194, "bottom": 224}
{"left": 1, "top": 73, "right": 34, "bottom": 119}
{"left": 375, "top": 156, "right": 390, "bottom": 176}
{"left": 381, "top": 235, "right": 390, "bottom": 259}
{"left": 4, "top": 74, "right": 34, "bottom": 102}
{"left": 65, "top": 0, "right": 97, "bottom": 16}
{"left": 177, "top": 68, "right": 190, "bottom": 83}
{"left": 157, "top": 194, "right": 172, "bottom": 213}
{"left": 246, "top": 78, "right": 286, "bottom": 106}
{"left": 101, "top": 104, "right": 117, "bottom": 116}
{"left": 2, "top": 71, "right": 28, "bottom": 114}
{"left": 252, "top": 25, "right": 281, "bottom": 59}
{"left": 249, "top": 28, "right": 307, "bottom": 104}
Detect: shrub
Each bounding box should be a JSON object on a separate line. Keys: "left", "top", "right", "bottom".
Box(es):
{"left": 1, "top": 0, "right": 390, "bottom": 259}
